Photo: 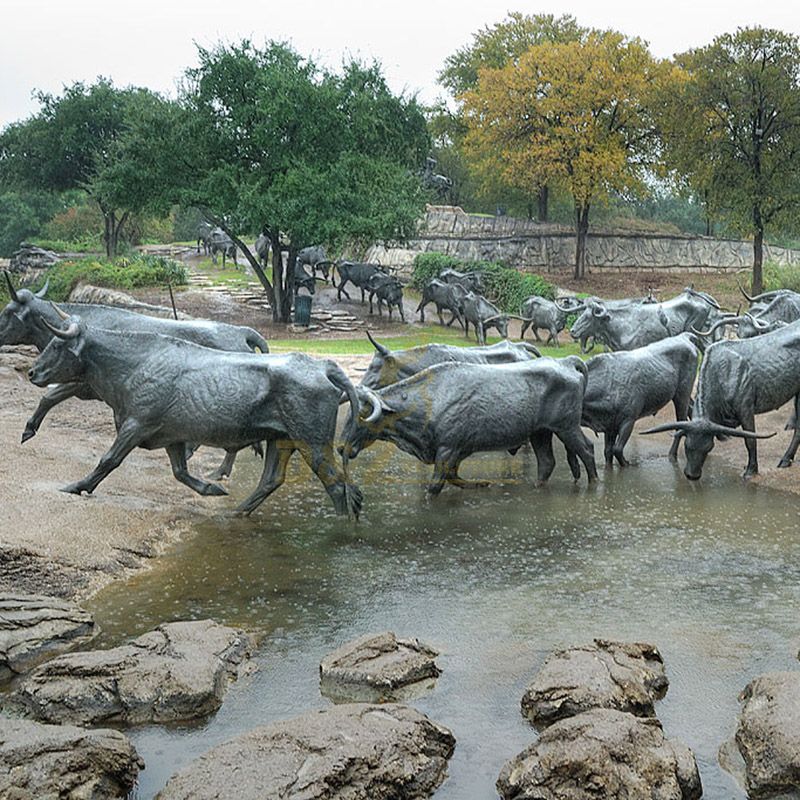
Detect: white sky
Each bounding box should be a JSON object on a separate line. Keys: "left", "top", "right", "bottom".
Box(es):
{"left": 2, "top": 0, "right": 799, "bottom": 127}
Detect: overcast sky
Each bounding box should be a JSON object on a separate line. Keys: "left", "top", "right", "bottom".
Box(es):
{"left": 2, "top": 0, "right": 798, "bottom": 128}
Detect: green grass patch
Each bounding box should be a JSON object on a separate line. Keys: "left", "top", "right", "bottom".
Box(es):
{"left": 268, "top": 325, "right": 584, "bottom": 359}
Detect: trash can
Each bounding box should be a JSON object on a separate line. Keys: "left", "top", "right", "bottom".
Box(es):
{"left": 294, "top": 294, "right": 312, "bottom": 327}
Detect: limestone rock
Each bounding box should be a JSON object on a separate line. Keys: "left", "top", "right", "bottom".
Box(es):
{"left": 156, "top": 703, "right": 455, "bottom": 800}
{"left": 0, "top": 716, "right": 142, "bottom": 799}
{"left": 497, "top": 708, "right": 702, "bottom": 800}
{"left": 726, "top": 672, "right": 800, "bottom": 798}
{"left": 0, "top": 593, "right": 94, "bottom": 682}
{"left": 9, "top": 619, "right": 252, "bottom": 726}
{"left": 521, "top": 639, "right": 668, "bottom": 729}
{"left": 68, "top": 283, "right": 193, "bottom": 319}
{"left": 320, "top": 631, "right": 441, "bottom": 702}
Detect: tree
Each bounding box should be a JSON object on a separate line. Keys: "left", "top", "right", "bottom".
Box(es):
{"left": 665, "top": 28, "right": 800, "bottom": 294}
{"left": 130, "top": 42, "right": 430, "bottom": 322}
{"left": 439, "top": 12, "right": 587, "bottom": 221}
{"left": 0, "top": 80, "right": 167, "bottom": 257}
{"left": 462, "top": 32, "right": 662, "bottom": 279}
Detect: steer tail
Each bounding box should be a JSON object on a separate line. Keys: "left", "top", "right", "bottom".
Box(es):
{"left": 325, "top": 362, "right": 363, "bottom": 521}
{"left": 521, "top": 342, "right": 541, "bottom": 358}
{"left": 564, "top": 355, "right": 588, "bottom": 387}
{"left": 246, "top": 329, "right": 270, "bottom": 354}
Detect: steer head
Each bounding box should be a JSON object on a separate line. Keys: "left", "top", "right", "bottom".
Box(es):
{"left": 1, "top": 272, "right": 51, "bottom": 349}
{"left": 570, "top": 301, "right": 607, "bottom": 343}
{"left": 641, "top": 420, "right": 775, "bottom": 480}
{"left": 361, "top": 331, "right": 399, "bottom": 389}
{"left": 28, "top": 310, "right": 86, "bottom": 387}
{"left": 338, "top": 386, "right": 395, "bottom": 459}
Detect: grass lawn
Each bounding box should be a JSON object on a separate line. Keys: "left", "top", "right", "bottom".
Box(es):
{"left": 268, "top": 325, "right": 584, "bottom": 359}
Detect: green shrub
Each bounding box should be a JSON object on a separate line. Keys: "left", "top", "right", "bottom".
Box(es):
{"left": 42, "top": 203, "right": 104, "bottom": 244}
{"left": 42, "top": 254, "right": 188, "bottom": 302}
{"left": 411, "top": 252, "right": 463, "bottom": 289}
{"left": 32, "top": 237, "right": 103, "bottom": 253}
{"left": 763, "top": 262, "right": 800, "bottom": 294}
{"left": 411, "top": 252, "right": 555, "bottom": 312}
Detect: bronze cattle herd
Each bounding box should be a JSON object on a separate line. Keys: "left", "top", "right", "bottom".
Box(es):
{"left": 3, "top": 266, "right": 800, "bottom": 519}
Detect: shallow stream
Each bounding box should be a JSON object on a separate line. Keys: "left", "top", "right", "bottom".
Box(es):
{"left": 88, "top": 435, "right": 800, "bottom": 799}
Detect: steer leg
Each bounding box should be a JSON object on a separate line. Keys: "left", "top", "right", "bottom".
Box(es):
{"left": 741, "top": 410, "right": 759, "bottom": 478}
{"left": 166, "top": 443, "right": 228, "bottom": 496}
{"left": 613, "top": 419, "right": 634, "bottom": 467}
{"left": 428, "top": 451, "right": 454, "bottom": 495}
{"left": 23, "top": 382, "right": 88, "bottom": 443}
{"left": 237, "top": 441, "right": 294, "bottom": 516}
{"left": 603, "top": 431, "right": 616, "bottom": 467}
{"left": 61, "top": 418, "right": 146, "bottom": 495}
{"left": 299, "top": 442, "right": 362, "bottom": 518}
{"left": 530, "top": 430, "right": 556, "bottom": 485}
{"left": 446, "top": 457, "right": 491, "bottom": 490}
{"left": 557, "top": 429, "right": 597, "bottom": 483}
{"left": 778, "top": 394, "right": 800, "bottom": 468}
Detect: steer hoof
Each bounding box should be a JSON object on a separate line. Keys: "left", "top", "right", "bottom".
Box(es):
{"left": 778, "top": 458, "right": 793, "bottom": 469}
{"left": 61, "top": 483, "right": 89, "bottom": 496}
{"left": 202, "top": 483, "right": 228, "bottom": 497}
{"left": 20, "top": 427, "right": 36, "bottom": 444}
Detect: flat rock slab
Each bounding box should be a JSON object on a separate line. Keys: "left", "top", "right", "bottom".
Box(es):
{"left": 156, "top": 703, "right": 455, "bottom": 800}
{"left": 320, "top": 631, "right": 441, "bottom": 702}
{"left": 0, "top": 716, "right": 142, "bottom": 799}
{"left": 497, "top": 708, "right": 702, "bottom": 800}
{"left": 521, "top": 639, "right": 668, "bottom": 729}
{"left": 0, "top": 593, "right": 94, "bottom": 681}
{"left": 8, "top": 619, "right": 252, "bottom": 726}
{"left": 723, "top": 671, "right": 800, "bottom": 798}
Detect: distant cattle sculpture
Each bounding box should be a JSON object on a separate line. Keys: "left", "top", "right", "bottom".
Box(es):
{"left": 342, "top": 357, "right": 596, "bottom": 492}
{"left": 335, "top": 261, "right": 387, "bottom": 304}
{"left": 462, "top": 293, "right": 510, "bottom": 345}
{"left": 292, "top": 263, "right": 316, "bottom": 295}
{"left": 416, "top": 279, "right": 467, "bottom": 327}
{"left": 28, "top": 320, "right": 363, "bottom": 517}
{"left": 208, "top": 228, "right": 237, "bottom": 267}
{"left": 520, "top": 296, "right": 583, "bottom": 347}
{"left": 366, "top": 273, "right": 405, "bottom": 321}
{"left": 360, "top": 332, "right": 540, "bottom": 389}
{"left": 196, "top": 222, "right": 213, "bottom": 255}
{"left": 582, "top": 334, "right": 699, "bottom": 467}
{"left": 297, "top": 245, "right": 333, "bottom": 282}
{"left": 570, "top": 289, "right": 719, "bottom": 352}
{"left": 439, "top": 268, "right": 484, "bottom": 294}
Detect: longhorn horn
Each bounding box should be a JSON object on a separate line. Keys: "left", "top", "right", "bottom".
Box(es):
{"left": 41, "top": 318, "right": 80, "bottom": 340}
{"left": 691, "top": 316, "right": 745, "bottom": 338}
{"left": 366, "top": 330, "right": 390, "bottom": 357}
{"left": 744, "top": 312, "right": 770, "bottom": 331}
{"left": 641, "top": 419, "right": 776, "bottom": 440}
{"left": 3, "top": 271, "right": 19, "bottom": 303}
{"left": 35, "top": 278, "right": 50, "bottom": 298}
{"left": 357, "top": 387, "right": 383, "bottom": 424}
{"left": 737, "top": 278, "right": 756, "bottom": 304}
{"left": 51, "top": 301, "right": 70, "bottom": 321}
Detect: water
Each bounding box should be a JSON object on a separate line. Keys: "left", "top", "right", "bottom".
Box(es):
{"left": 87, "top": 435, "right": 800, "bottom": 799}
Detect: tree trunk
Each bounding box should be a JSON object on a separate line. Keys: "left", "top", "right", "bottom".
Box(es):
{"left": 271, "top": 234, "right": 292, "bottom": 324}
{"left": 573, "top": 203, "right": 590, "bottom": 280}
{"left": 752, "top": 204, "right": 764, "bottom": 296}
{"left": 100, "top": 208, "right": 129, "bottom": 258}
{"left": 202, "top": 214, "right": 277, "bottom": 316}
{"left": 537, "top": 185, "right": 549, "bottom": 223}
{"left": 282, "top": 246, "right": 298, "bottom": 322}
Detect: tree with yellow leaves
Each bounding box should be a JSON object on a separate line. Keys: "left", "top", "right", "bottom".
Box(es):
{"left": 462, "top": 31, "right": 663, "bottom": 279}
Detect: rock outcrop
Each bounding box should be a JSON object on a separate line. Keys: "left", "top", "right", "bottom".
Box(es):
{"left": 0, "top": 593, "right": 94, "bottom": 681}
{"left": 320, "top": 631, "right": 441, "bottom": 702}
{"left": 724, "top": 671, "right": 800, "bottom": 798}
{"left": 68, "top": 283, "right": 193, "bottom": 319}
{"left": 156, "top": 703, "right": 455, "bottom": 800}
{"left": 8, "top": 619, "right": 252, "bottom": 725}
{"left": 0, "top": 716, "right": 142, "bottom": 799}
{"left": 497, "top": 708, "right": 702, "bottom": 800}
{"left": 521, "top": 639, "right": 668, "bottom": 729}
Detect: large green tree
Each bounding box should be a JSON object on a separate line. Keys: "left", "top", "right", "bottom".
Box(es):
{"left": 462, "top": 32, "right": 663, "bottom": 279}
{"left": 0, "top": 80, "right": 166, "bottom": 256}
{"left": 663, "top": 28, "right": 800, "bottom": 293}
{"left": 438, "top": 12, "right": 587, "bottom": 220}
{"left": 130, "top": 41, "right": 430, "bottom": 322}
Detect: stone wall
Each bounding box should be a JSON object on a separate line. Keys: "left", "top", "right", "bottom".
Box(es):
{"left": 366, "top": 206, "right": 800, "bottom": 277}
